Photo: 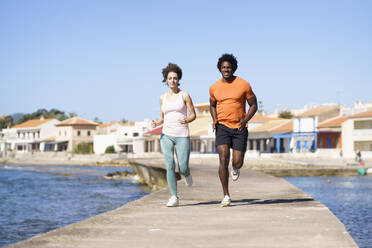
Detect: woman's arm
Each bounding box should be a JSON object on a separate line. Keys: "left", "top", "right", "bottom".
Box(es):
{"left": 151, "top": 96, "right": 164, "bottom": 128}
{"left": 179, "top": 92, "right": 196, "bottom": 124}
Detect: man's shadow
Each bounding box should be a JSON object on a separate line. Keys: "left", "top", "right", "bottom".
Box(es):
{"left": 180, "top": 198, "right": 314, "bottom": 207}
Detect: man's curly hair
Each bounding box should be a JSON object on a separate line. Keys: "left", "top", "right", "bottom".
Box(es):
{"left": 217, "top": 53, "right": 238, "bottom": 73}
{"left": 162, "top": 63, "right": 182, "bottom": 83}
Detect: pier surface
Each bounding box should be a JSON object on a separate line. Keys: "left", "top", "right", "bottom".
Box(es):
{"left": 7, "top": 162, "right": 357, "bottom": 248}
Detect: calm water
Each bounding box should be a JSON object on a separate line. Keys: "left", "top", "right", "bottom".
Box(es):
{"left": 0, "top": 164, "right": 149, "bottom": 247}
{"left": 285, "top": 176, "right": 372, "bottom": 248}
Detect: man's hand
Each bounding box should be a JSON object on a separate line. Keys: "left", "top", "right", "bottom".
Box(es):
{"left": 238, "top": 117, "right": 248, "bottom": 131}
{"left": 212, "top": 119, "right": 218, "bottom": 132}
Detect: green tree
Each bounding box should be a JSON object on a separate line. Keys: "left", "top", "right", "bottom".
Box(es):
{"left": 0, "top": 116, "right": 13, "bottom": 130}
{"left": 279, "top": 110, "right": 294, "bottom": 119}
{"left": 93, "top": 117, "right": 102, "bottom": 124}
{"left": 105, "top": 145, "right": 116, "bottom": 154}
{"left": 16, "top": 108, "right": 69, "bottom": 124}
{"left": 68, "top": 112, "right": 77, "bottom": 118}
{"left": 72, "top": 142, "right": 93, "bottom": 154}
{"left": 121, "top": 118, "right": 128, "bottom": 123}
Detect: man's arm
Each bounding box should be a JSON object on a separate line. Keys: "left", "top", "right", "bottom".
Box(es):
{"left": 210, "top": 98, "right": 218, "bottom": 131}
{"left": 239, "top": 94, "right": 258, "bottom": 130}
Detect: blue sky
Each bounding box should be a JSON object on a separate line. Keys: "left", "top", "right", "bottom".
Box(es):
{"left": 1, "top": 0, "right": 371, "bottom": 122}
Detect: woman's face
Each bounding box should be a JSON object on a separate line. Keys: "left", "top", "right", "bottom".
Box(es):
{"left": 166, "top": 72, "right": 179, "bottom": 89}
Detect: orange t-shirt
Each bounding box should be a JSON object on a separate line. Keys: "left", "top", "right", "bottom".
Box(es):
{"left": 209, "top": 76, "right": 255, "bottom": 129}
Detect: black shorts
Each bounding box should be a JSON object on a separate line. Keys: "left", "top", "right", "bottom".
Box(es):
{"left": 215, "top": 123, "right": 248, "bottom": 152}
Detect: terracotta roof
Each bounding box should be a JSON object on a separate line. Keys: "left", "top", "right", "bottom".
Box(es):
{"left": 56, "top": 117, "right": 98, "bottom": 126}
{"left": 317, "top": 116, "right": 348, "bottom": 128}
{"left": 249, "top": 120, "right": 289, "bottom": 132}
{"left": 348, "top": 111, "right": 372, "bottom": 119}
{"left": 271, "top": 120, "right": 293, "bottom": 132}
{"left": 13, "top": 119, "right": 55, "bottom": 128}
{"left": 144, "top": 126, "right": 162, "bottom": 135}
{"left": 98, "top": 121, "right": 123, "bottom": 128}
{"left": 121, "top": 121, "right": 135, "bottom": 127}
{"left": 296, "top": 105, "right": 339, "bottom": 117}
{"left": 250, "top": 115, "right": 284, "bottom": 122}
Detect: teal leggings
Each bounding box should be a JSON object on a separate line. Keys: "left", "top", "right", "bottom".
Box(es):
{"left": 160, "top": 134, "right": 191, "bottom": 196}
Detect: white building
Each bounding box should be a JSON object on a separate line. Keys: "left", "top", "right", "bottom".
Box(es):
{"left": 2, "top": 117, "right": 60, "bottom": 152}
{"left": 94, "top": 119, "right": 152, "bottom": 154}
{"left": 342, "top": 111, "right": 372, "bottom": 159}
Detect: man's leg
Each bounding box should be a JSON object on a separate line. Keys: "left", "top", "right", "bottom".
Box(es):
{"left": 232, "top": 150, "right": 245, "bottom": 169}
{"left": 231, "top": 127, "right": 247, "bottom": 180}
{"left": 217, "top": 144, "right": 230, "bottom": 196}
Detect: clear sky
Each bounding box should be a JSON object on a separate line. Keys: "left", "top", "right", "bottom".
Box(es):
{"left": 1, "top": 0, "right": 371, "bottom": 123}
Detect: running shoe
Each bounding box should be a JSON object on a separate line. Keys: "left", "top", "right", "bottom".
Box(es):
{"left": 231, "top": 167, "right": 240, "bottom": 181}
{"left": 184, "top": 174, "right": 193, "bottom": 187}
{"left": 166, "top": 195, "right": 179, "bottom": 207}
{"left": 221, "top": 195, "right": 231, "bottom": 207}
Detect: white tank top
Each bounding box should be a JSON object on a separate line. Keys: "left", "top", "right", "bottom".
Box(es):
{"left": 161, "top": 91, "right": 189, "bottom": 137}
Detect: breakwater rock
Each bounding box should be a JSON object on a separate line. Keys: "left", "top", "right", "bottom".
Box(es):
{"left": 121, "top": 161, "right": 180, "bottom": 190}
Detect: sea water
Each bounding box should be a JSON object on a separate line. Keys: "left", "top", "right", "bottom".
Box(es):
{"left": 285, "top": 176, "right": 372, "bottom": 248}
{"left": 0, "top": 164, "right": 149, "bottom": 247}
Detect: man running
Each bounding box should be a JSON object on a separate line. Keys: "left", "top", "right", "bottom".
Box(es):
{"left": 209, "top": 53, "right": 257, "bottom": 207}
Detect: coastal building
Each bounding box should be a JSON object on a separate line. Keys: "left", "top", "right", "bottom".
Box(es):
{"left": 55, "top": 117, "right": 98, "bottom": 152}
{"left": 292, "top": 104, "right": 340, "bottom": 153}
{"left": 97, "top": 121, "right": 127, "bottom": 135}
{"left": 248, "top": 119, "right": 293, "bottom": 153}
{"left": 317, "top": 116, "right": 347, "bottom": 149}
{"left": 2, "top": 117, "right": 60, "bottom": 152}
{"left": 93, "top": 119, "right": 152, "bottom": 154}
{"left": 342, "top": 111, "right": 372, "bottom": 159}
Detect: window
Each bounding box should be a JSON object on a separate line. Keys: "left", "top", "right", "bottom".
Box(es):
{"left": 355, "top": 120, "right": 372, "bottom": 129}
{"left": 354, "top": 141, "right": 372, "bottom": 151}
{"left": 77, "top": 131, "right": 81, "bottom": 136}
{"left": 133, "top": 132, "right": 139, "bottom": 137}
{"left": 65, "top": 131, "right": 67, "bottom": 136}
{"left": 59, "top": 131, "right": 61, "bottom": 136}
{"left": 124, "top": 133, "right": 128, "bottom": 136}
{"left": 87, "top": 131, "right": 91, "bottom": 136}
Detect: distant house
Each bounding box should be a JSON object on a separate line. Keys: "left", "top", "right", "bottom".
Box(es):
{"left": 342, "top": 111, "right": 372, "bottom": 159}
{"left": 317, "top": 116, "right": 347, "bottom": 149}
{"left": 3, "top": 117, "right": 60, "bottom": 152}
{"left": 97, "top": 121, "right": 126, "bottom": 135}
{"left": 143, "top": 126, "right": 162, "bottom": 153}
{"left": 93, "top": 119, "right": 152, "bottom": 154}
{"left": 55, "top": 117, "right": 98, "bottom": 152}
{"left": 248, "top": 119, "right": 293, "bottom": 153}
{"left": 293, "top": 104, "right": 340, "bottom": 152}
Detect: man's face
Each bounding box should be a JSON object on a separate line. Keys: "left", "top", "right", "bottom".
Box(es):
{"left": 220, "top": 61, "right": 233, "bottom": 80}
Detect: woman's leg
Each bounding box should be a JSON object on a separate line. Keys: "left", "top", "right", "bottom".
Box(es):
{"left": 175, "top": 137, "right": 191, "bottom": 176}
{"left": 160, "top": 135, "right": 177, "bottom": 196}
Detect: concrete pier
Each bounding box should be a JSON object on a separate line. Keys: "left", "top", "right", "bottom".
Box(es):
{"left": 7, "top": 162, "right": 358, "bottom": 248}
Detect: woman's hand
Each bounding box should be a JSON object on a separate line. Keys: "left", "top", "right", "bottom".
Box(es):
{"left": 179, "top": 118, "right": 188, "bottom": 124}
{"left": 151, "top": 120, "right": 157, "bottom": 128}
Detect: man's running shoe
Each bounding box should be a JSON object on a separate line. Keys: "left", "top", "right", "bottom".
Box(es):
{"left": 221, "top": 195, "right": 231, "bottom": 207}
{"left": 231, "top": 168, "right": 240, "bottom": 181}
